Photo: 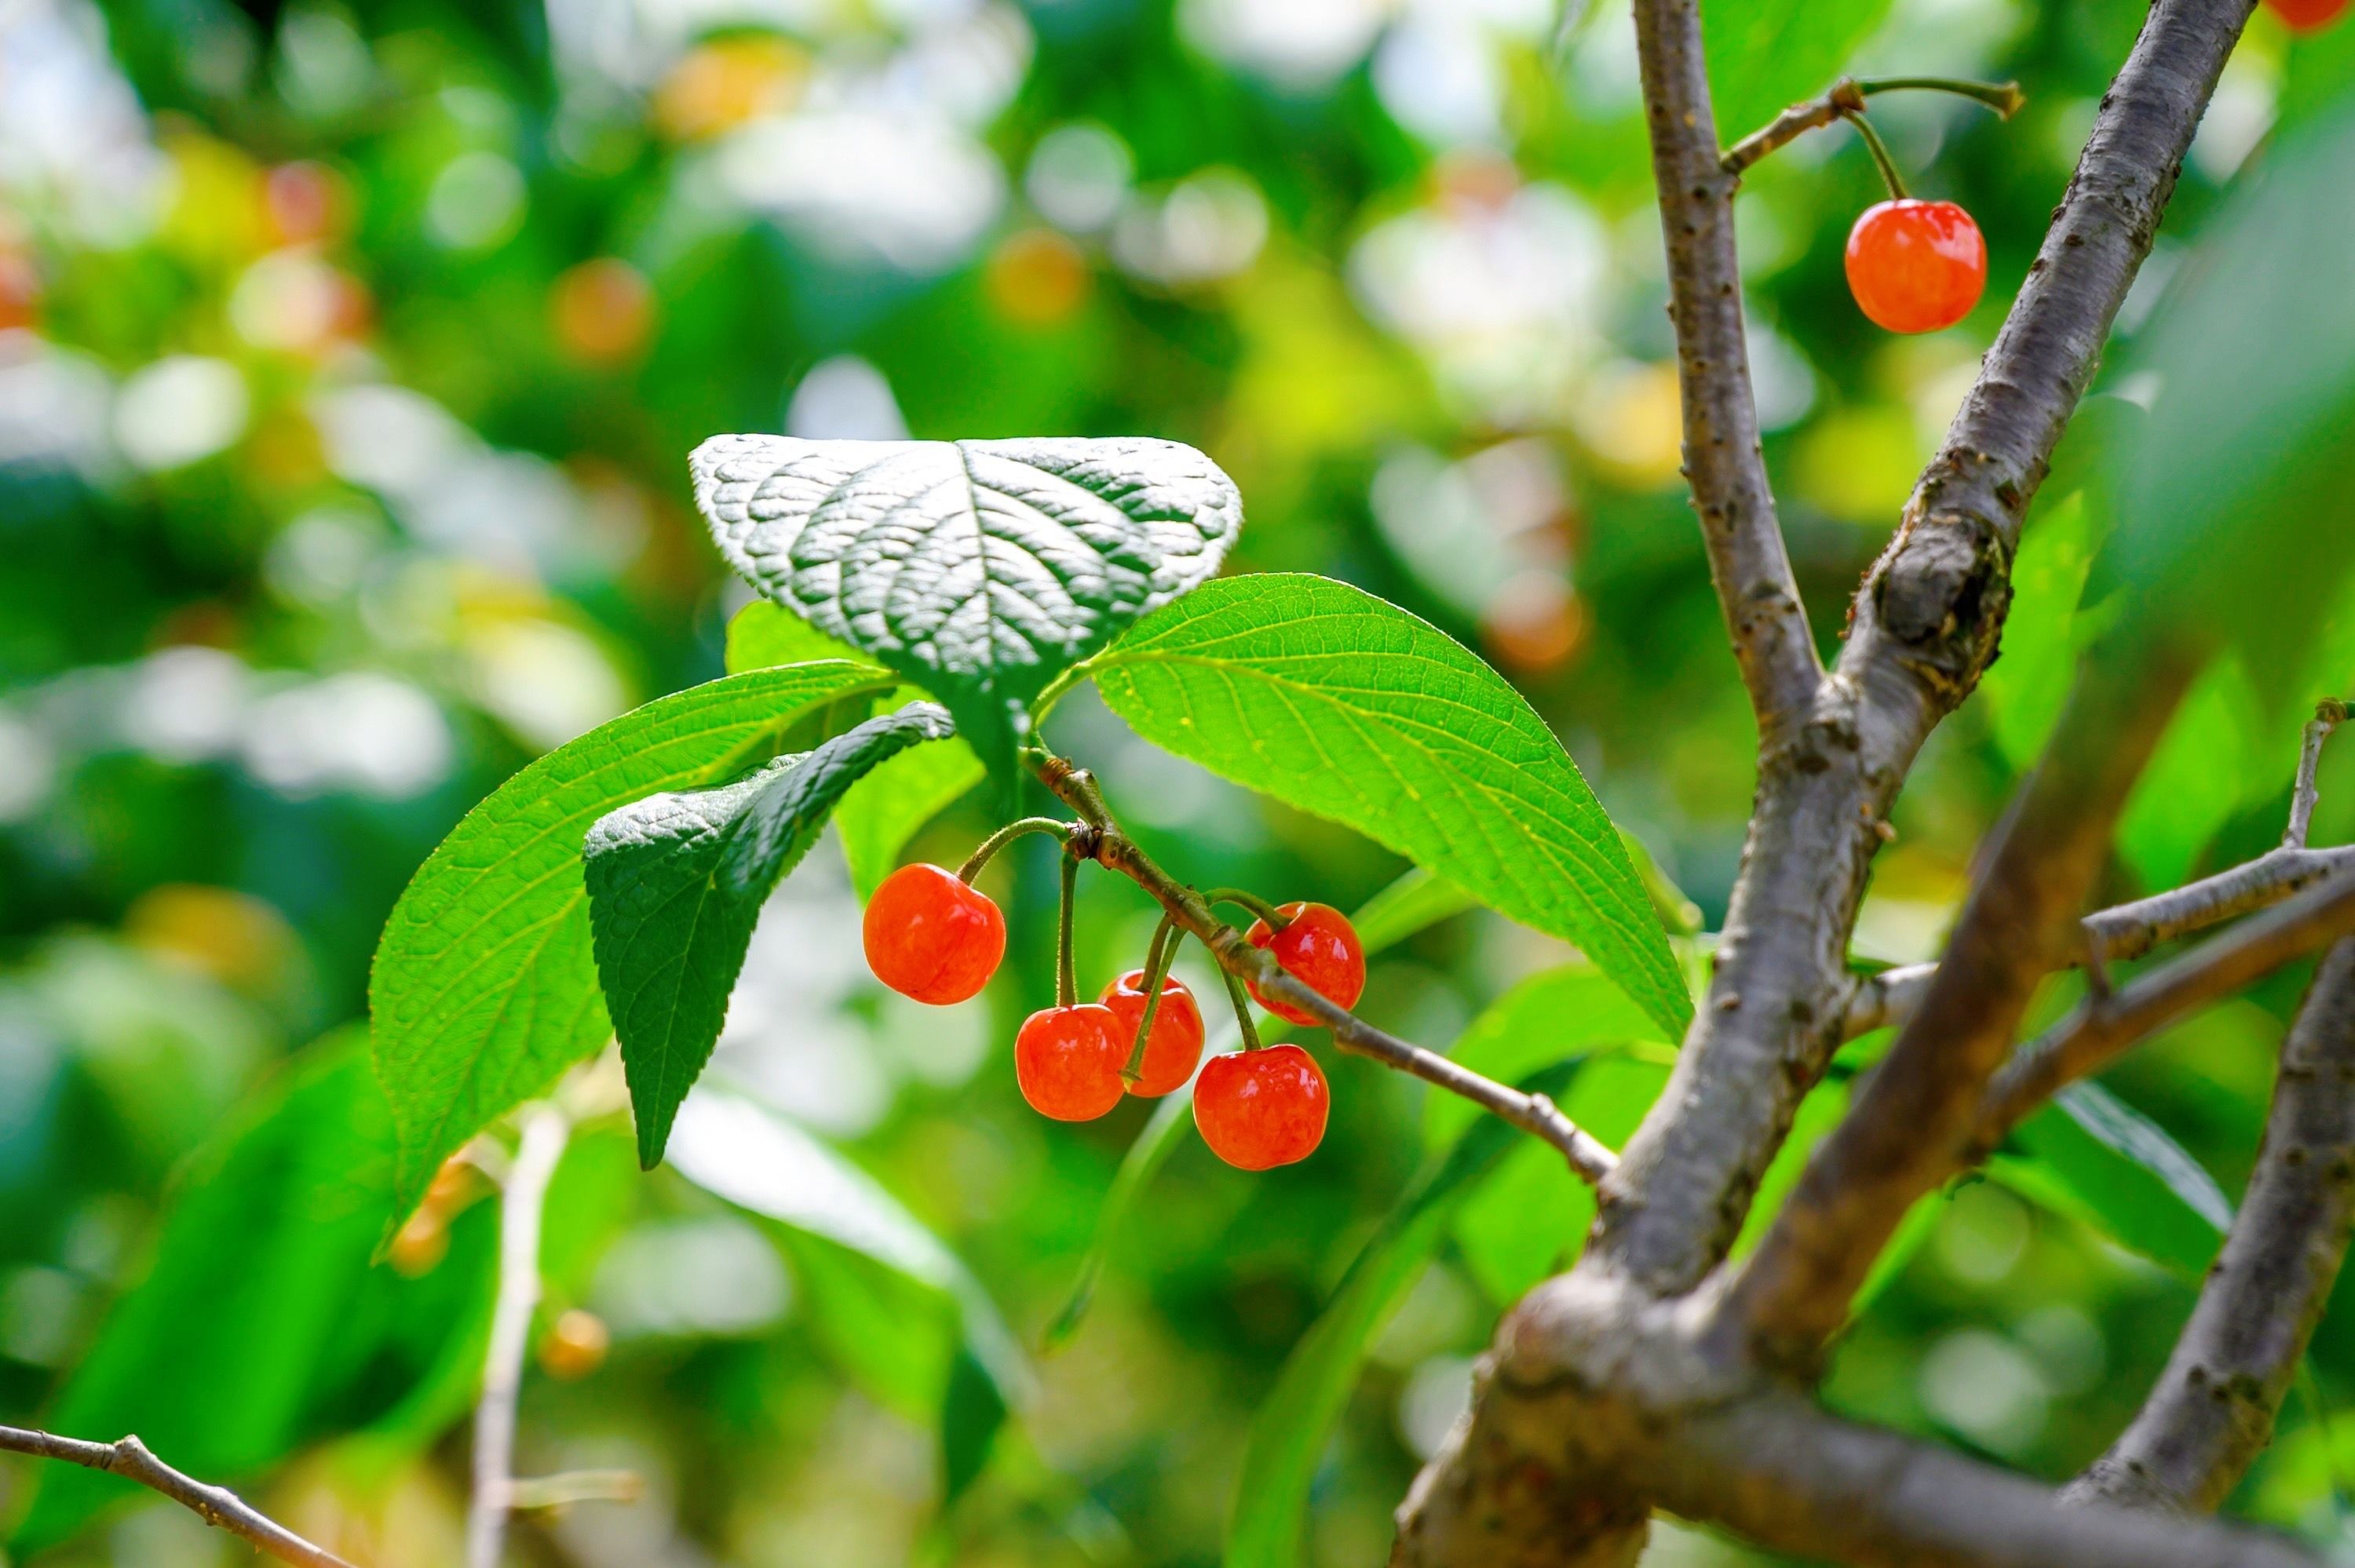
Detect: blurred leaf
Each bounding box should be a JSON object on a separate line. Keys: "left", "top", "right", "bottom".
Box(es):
{"left": 1423, "top": 964, "right": 1671, "bottom": 1150}
{"left": 370, "top": 662, "right": 892, "bottom": 1219}
{"left": 834, "top": 724, "right": 986, "bottom": 899}
{"left": 1990, "top": 1081, "right": 2231, "bottom": 1275}
{"left": 1046, "top": 866, "right": 1473, "bottom": 1349}
{"left": 12, "top": 1030, "right": 495, "bottom": 1553}
{"left": 1980, "top": 491, "right": 2105, "bottom": 771}
{"left": 2116, "top": 653, "right": 2262, "bottom": 892}
{"left": 725, "top": 600, "right": 867, "bottom": 673}
{"left": 666, "top": 1085, "right": 1028, "bottom": 1402}
{"left": 1451, "top": 1056, "right": 1672, "bottom": 1303}
{"left": 585, "top": 703, "right": 955, "bottom": 1166}
{"left": 2098, "top": 104, "right": 2355, "bottom": 687}
{"left": 1348, "top": 866, "right": 1479, "bottom": 955}
{"left": 1225, "top": 1061, "right": 1586, "bottom": 1568}
{"left": 1087, "top": 574, "right": 1691, "bottom": 1039}
{"left": 689, "top": 434, "right": 1243, "bottom": 784}
{"left": 941, "top": 1346, "right": 1009, "bottom": 1506}
{"left": 1702, "top": 0, "right": 1894, "bottom": 144}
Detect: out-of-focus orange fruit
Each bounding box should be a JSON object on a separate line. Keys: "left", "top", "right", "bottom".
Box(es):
{"left": 539, "top": 1310, "right": 611, "bottom": 1380}
{"left": 1483, "top": 572, "right": 1586, "bottom": 676}
{"left": 265, "top": 162, "right": 352, "bottom": 248}
{"left": 985, "top": 228, "right": 1090, "bottom": 327}
{"left": 552, "top": 258, "right": 655, "bottom": 366}
{"left": 652, "top": 36, "right": 807, "bottom": 143}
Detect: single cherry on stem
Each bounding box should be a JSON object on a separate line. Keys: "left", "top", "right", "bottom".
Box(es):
{"left": 1244, "top": 902, "right": 1367, "bottom": 1026}
{"left": 1015, "top": 1004, "right": 1128, "bottom": 1121}
{"left": 1195, "top": 1044, "right": 1329, "bottom": 1170}
{"left": 1845, "top": 199, "right": 1987, "bottom": 334}
{"left": 1102, "top": 968, "right": 1205, "bottom": 1097}
{"left": 862, "top": 863, "right": 1006, "bottom": 1005}
{"left": 2265, "top": 0, "right": 2349, "bottom": 31}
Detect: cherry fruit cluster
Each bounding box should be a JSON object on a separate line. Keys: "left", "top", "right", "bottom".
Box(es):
{"left": 860, "top": 848, "right": 1365, "bottom": 1171}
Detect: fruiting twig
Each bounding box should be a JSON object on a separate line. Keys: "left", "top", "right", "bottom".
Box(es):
{"left": 1722, "top": 75, "right": 2024, "bottom": 175}
{"left": 468, "top": 1102, "right": 570, "bottom": 1568}
{"left": 1024, "top": 748, "right": 1618, "bottom": 1183}
{"left": 0, "top": 1427, "right": 360, "bottom": 1568}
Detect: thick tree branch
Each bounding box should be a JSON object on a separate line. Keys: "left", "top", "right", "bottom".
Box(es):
{"left": 1726, "top": 658, "right": 2191, "bottom": 1364}
{"left": 1648, "top": 1391, "right": 2320, "bottom": 1568}
{"left": 0, "top": 1427, "right": 359, "bottom": 1568}
{"left": 1634, "top": 0, "right": 1820, "bottom": 730}
{"left": 1597, "top": 0, "right": 2253, "bottom": 1303}
{"left": 1027, "top": 752, "right": 1619, "bottom": 1183}
{"left": 467, "top": 1103, "right": 569, "bottom": 1568}
{"left": 2070, "top": 939, "right": 2355, "bottom": 1512}
{"left": 1980, "top": 852, "right": 2355, "bottom": 1147}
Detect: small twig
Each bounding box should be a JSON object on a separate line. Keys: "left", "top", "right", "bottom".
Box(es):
{"left": 0, "top": 1427, "right": 359, "bottom": 1567}
{"left": 468, "top": 1103, "right": 571, "bottom": 1568}
{"left": 1024, "top": 749, "right": 1618, "bottom": 1183}
{"left": 502, "top": 1469, "right": 645, "bottom": 1511}
{"left": 957, "top": 815, "right": 1072, "bottom": 881}
{"left": 2285, "top": 699, "right": 2349, "bottom": 850}
{"left": 1977, "top": 871, "right": 2355, "bottom": 1147}
{"left": 1722, "top": 74, "right": 2022, "bottom": 174}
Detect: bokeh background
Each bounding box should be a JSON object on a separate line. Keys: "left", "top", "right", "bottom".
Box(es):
{"left": 5, "top": 0, "right": 2355, "bottom": 1563}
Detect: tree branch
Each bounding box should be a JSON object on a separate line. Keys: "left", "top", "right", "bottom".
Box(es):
{"left": 1028, "top": 752, "right": 1619, "bottom": 1183}
{"left": 1646, "top": 1391, "right": 2320, "bottom": 1568}
{"left": 1978, "top": 865, "right": 2355, "bottom": 1148}
{"left": 1725, "top": 657, "right": 2191, "bottom": 1364}
{"left": 2285, "top": 701, "right": 2348, "bottom": 851}
{"left": 1722, "top": 75, "right": 2023, "bottom": 177}
{"left": 2070, "top": 939, "right": 2355, "bottom": 1513}
{"left": 0, "top": 1427, "right": 360, "bottom": 1568}
{"left": 1634, "top": 0, "right": 1820, "bottom": 731}
{"left": 1842, "top": 847, "right": 2355, "bottom": 1040}
{"left": 467, "top": 1102, "right": 569, "bottom": 1568}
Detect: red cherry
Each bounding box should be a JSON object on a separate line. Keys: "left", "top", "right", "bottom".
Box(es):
{"left": 862, "top": 863, "right": 1006, "bottom": 1005}
{"left": 1244, "top": 903, "right": 1367, "bottom": 1026}
{"left": 1014, "top": 1003, "right": 1127, "bottom": 1121}
{"left": 1101, "top": 968, "right": 1205, "bottom": 1097}
{"left": 1194, "top": 1045, "right": 1329, "bottom": 1170}
{"left": 2266, "top": 0, "right": 2347, "bottom": 29}
{"left": 1844, "top": 199, "right": 1987, "bottom": 334}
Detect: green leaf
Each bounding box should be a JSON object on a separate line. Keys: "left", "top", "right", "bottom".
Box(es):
{"left": 585, "top": 703, "right": 957, "bottom": 1167}
{"left": 1225, "top": 1060, "right": 1586, "bottom": 1568}
{"left": 834, "top": 717, "right": 986, "bottom": 899}
{"left": 690, "top": 434, "right": 1243, "bottom": 782}
{"left": 1045, "top": 866, "right": 1470, "bottom": 1349}
{"left": 1989, "top": 1082, "right": 2231, "bottom": 1275}
{"left": 666, "top": 1085, "right": 1028, "bottom": 1402}
{"left": 2096, "top": 104, "right": 2355, "bottom": 686}
{"left": 2117, "top": 653, "right": 2263, "bottom": 892}
{"left": 1085, "top": 574, "right": 1691, "bottom": 1040}
{"left": 1702, "top": 0, "right": 1893, "bottom": 147}
{"left": 1980, "top": 491, "right": 2105, "bottom": 771}
{"left": 12, "top": 1030, "right": 496, "bottom": 1553}
{"left": 1422, "top": 963, "right": 1672, "bottom": 1151}
{"left": 725, "top": 599, "right": 867, "bottom": 673}
{"left": 370, "top": 661, "right": 892, "bottom": 1217}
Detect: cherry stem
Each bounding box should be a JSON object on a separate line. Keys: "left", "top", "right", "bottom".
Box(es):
{"left": 1854, "top": 75, "right": 2026, "bottom": 117}
{"left": 1842, "top": 108, "right": 1910, "bottom": 201}
{"left": 958, "top": 817, "right": 1074, "bottom": 883}
{"left": 1056, "top": 852, "right": 1079, "bottom": 1009}
{"left": 1206, "top": 888, "right": 1291, "bottom": 932}
{"left": 1220, "top": 967, "right": 1264, "bottom": 1052}
{"left": 1121, "top": 914, "right": 1183, "bottom": 1085}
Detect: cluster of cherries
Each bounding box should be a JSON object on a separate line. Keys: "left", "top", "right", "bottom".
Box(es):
{"left": 860, "top": 859, "right": 1366, "bottom": 1170}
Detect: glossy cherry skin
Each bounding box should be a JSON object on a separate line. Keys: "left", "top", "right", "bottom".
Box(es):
{"left": 1014, "top": 1003, "right": 1129, "bottom": 1121}
{"left": 862, "top": 863, "right": 1006, "bottom": 1005}
{"left": 1244, "top": 903, "right": 1367, "bottom": 1026}
{"left": 1101, "top": 968, "right": 1206, "bottom": 1097}
{"left": 1845, "top": 199, "right": 1987, "bottom": 334}
{"left": 1194, "top": 1045, "right": 1329, "bottom": 1170}
{"left": 2265, "top": 0, "right": 2348, "bottom": 30}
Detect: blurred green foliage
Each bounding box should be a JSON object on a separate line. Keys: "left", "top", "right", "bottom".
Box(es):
{"left": 1, "top": 0, "right": 2353, "bottom": 1563}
